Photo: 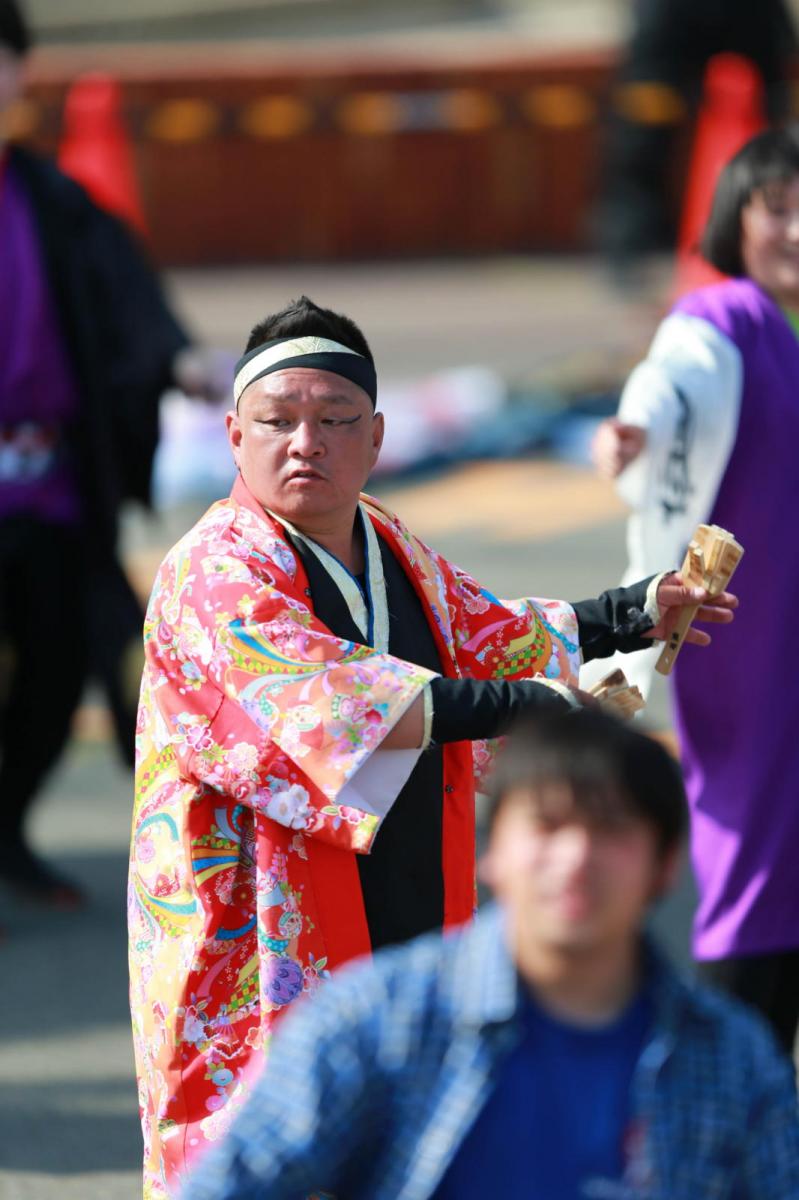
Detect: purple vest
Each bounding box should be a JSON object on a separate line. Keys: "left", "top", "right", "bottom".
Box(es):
{"left": 672, "top": 279, "right": 799, "bottom": 957}
{"left": 0, "top": 159, "right": 81, "bottom": 524}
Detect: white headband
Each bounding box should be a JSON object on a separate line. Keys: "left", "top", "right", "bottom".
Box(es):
{"left": 233, "top": 336, "right": 374, "bottom": 406}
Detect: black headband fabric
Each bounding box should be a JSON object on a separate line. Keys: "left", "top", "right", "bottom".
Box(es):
{"left": 234, "top": 337, "right": 377, "bottom": 408}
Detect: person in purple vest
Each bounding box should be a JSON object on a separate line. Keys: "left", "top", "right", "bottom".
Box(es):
{"left": 591, "top": 126, "right": 799, "bottom": 1053}
{"left": 0, "top": 0, "right": 220, "bottom": 906}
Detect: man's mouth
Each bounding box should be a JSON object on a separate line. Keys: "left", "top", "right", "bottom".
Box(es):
{"left": 286, "top": 468, "right": 325, "bottom": 482}
{"left": 546, "top": 887, "right": 595, "bottom": 917}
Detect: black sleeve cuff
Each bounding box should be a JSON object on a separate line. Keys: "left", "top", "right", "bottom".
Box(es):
{"left": 429, "top": 677, "right": 572, "bottom": 744}
{"left": 572, "top": 576, "right": 656, "bottom": 662}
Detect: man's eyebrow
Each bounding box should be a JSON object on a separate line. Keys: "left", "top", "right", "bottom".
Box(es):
{"left": 257, "top": 390, "right": 361, "bottom": 405}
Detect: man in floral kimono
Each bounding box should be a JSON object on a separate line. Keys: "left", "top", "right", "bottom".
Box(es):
{"left": 129, "top": 296, "right": 735, "bottom": 1198}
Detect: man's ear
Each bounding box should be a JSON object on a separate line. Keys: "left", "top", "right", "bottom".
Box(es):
{"left": 477, "top": 847, "right": 496, "bottom": 889}
{"left": 226, "top": 409, "right": 242, "bottom": 467}
{"left": 650, "top": 843, "right": 682, "bottom": 903}
{"left": 371, "top": 410, "right": 385, "bottom": 462}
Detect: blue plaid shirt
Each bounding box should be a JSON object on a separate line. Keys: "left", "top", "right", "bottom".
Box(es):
{"left": 183, "top": 906, "right": 799, "bottom": 1200}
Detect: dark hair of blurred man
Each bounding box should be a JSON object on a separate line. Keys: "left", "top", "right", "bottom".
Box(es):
{"left": 182, "top": 710, "right": 799, "bottom": 1200}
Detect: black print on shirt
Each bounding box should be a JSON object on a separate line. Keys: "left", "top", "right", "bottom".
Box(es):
{"left": 659, "top": 385, "right": 694, "bottom": 521}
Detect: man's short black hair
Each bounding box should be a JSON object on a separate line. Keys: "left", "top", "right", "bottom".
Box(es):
{"left": 244, "top": 296, "right": 374, "bottom": 363}
{"left": 488, "top": 708, "right": 688, "bottom": 858}
{"left": 702, "top": 126, "right": 799, "bottom": 277}
{"left": 0, "top": 0, "right": 31, "bottom": 56}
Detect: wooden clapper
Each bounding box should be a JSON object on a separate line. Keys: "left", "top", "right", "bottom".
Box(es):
{"left": 588, "top": 667, "right": 646, "bottom": 719}
{"left": 655, "top": 524, "right": 743, "bottom": 676}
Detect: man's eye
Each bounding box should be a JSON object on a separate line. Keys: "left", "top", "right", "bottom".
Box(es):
{"left": 322, "top": 416, "right": 359, "bottom": 427}
{"left": 259, "top": 418, "right": 289, "bottom": 427}
{"left": 528, "top": 814, "right": 562, "bottom": 833}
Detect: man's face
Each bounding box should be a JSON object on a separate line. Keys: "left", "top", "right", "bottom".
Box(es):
{"left": 226, "top": 367, "right": 383, "bottom": 529}
{"left": 482, "top": 784, "right": 674, "bottom": 959}
{"left": 0, "top": 44, "right": 24, "bottom": 139}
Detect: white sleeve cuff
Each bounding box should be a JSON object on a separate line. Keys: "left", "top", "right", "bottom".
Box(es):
{"left": 535, "top": 677, "right": 580, "bottom": 709}
{"left": 644, "top": 571, "right": 671, "bottom": 629}
{"left": 421, "top": 683, "right": 434, "bottom": 750}
{"left": 337, "top": 748, "right": 422, "bottom": 821}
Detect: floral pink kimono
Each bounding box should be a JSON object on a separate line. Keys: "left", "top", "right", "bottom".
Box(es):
{"left": 129, "top": 475, "right": 579, "bottom": 1198}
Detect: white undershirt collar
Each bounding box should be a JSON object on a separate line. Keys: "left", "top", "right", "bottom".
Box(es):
{"left": 268, "top": 504, "right": 390, "bottom": 653}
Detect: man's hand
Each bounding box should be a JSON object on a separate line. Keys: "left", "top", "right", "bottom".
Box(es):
{"left": 645, "top": 572, "right": 738, "bottom": 647}
{"left": 592, "top": 418, "right": 647, "bottom": 479}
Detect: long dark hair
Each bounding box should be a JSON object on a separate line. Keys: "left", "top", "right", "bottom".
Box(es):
{"left": 702, "top": 126, "right": 799, "bottom": 276}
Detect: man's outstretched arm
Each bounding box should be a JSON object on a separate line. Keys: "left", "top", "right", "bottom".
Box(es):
{"left": 574, "top": 573, "right": 736, "bottom": 662}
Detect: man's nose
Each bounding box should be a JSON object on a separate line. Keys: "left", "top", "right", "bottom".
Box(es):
{"left": 554, "top": 825, "right": 593, "bottom": 870}
{"left": 785, "top": 208, "right": 799, "bottom": 241}
{"left": 288, "top": 421, "right": 324, "bottom": 457}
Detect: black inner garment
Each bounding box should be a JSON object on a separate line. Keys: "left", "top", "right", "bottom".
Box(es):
{"left": 289, "top": 530, "right": 445, "bottom": 951}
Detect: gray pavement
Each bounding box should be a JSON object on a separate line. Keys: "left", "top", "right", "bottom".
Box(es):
{"left": 164, "top": 255, "right": 670, "bottom": 390}
{"left": 0, "top": 252, "right": 694, "bottom": 1198}
{"left": 0, "top": 743, "right": 141, "bottom": 1199}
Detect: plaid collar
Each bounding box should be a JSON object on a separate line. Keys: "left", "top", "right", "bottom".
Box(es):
{"left": 449, "top": 903, "right": 712, "bottom": 1039}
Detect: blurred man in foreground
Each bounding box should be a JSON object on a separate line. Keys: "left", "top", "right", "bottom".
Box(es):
{"left": 183, "top": 709, "right": 798, "bottom": 1200}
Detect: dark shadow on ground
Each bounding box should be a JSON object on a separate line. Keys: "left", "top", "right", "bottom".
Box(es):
{"left": 0, "top": 1078, "right": 141, "bottom": 1172}
{"left": 0, "top": 851, "right": 131, "bottom": 1042}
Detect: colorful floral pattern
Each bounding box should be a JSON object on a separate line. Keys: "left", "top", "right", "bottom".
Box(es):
{"left": 129, "top": 476, "right": 579, "bottom": 1198}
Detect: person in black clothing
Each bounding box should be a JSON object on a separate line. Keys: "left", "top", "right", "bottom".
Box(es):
{"left": 597, "top": 0, "right": 797, "bottom": 273}
{"left": 0, "top": 0, "right": 220, "bottom": 904}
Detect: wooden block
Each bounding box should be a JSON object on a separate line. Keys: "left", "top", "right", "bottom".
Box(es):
{"left": 588, "top": 667, "right": 646, "bottom": 719}
{"left": 655, "top": 524, "right": 743, "bottom": 676}
{"left": 590, "top": 667, "right": 627, "bottom": 695}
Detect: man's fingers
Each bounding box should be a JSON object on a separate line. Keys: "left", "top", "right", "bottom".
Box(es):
{"left": 684, "top": 627, "right": 712, "bottom": 647}
{"left": 694, "top": 604, "right": 735, "bottom": 624}
{"left": 658, "top": 584, "right": 739, "bottom": 611}
{"left": 705, "top": 590, "right": 739, "bottom": 609}
{"left": 689, "top": 590, "right": 738, "bottom": 624}
{"left": 658, "top": 583, "right": 707, "bottom": 606}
